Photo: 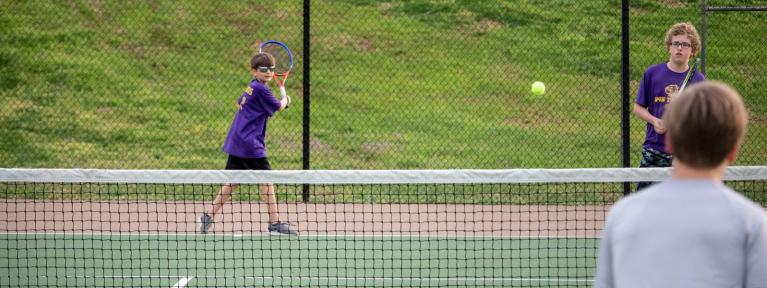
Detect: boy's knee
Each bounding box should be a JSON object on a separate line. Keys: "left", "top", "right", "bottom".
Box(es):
{"left": 261, "top": 184, "right": 275, "bottom": 194}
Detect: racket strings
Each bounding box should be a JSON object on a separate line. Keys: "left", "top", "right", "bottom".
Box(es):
{"left": 262, "top": 45, "right": 291, "bottom": 74}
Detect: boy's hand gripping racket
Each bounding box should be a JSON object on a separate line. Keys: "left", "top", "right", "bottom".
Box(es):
{"left": 259, "top": 40, "right": 294, "bottom": 107}
{"left": 678, "top": 58, "right": 700, "bottom": 96}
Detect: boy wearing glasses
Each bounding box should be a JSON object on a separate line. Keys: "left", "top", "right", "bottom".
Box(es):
{"left": 633, "top": 22, "right": 705, "bottom": 191}
{"left": 198, "top": 52, "right": 296, "bottom": 235}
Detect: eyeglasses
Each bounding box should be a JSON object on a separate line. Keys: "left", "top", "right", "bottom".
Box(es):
{"left": 670, "top": 41, "right": 692, "bottom": 49}
{"left": 256, "top": 66, "right": 276, "bottom": 73}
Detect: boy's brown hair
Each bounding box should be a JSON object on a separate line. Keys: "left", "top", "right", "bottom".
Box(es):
{"left": 250, "top": 52, "right": 275, "bottom": 70}
{"left": 663, "top": 81, "right": 748, "bottom": 169}
{"left": 664, "top": 22, "right": 701, "bottom": 57}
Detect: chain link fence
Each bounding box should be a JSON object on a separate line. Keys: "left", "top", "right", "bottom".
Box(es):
{"left": 1, "top": 1, "right": 764, "bottom": 170}
{"left": 697, "top": 0, "right": 767, "bottom": 166}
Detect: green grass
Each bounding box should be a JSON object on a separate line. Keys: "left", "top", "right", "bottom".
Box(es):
{"left": 1, "top": 0, "right": 765, "bottom": 170}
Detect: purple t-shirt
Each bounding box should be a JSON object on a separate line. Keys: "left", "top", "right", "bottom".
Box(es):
{"left": 636, "top": 63, "right": 705, "bottom": 153}
{"left": 222, "top": 79, "right": 281, "bottom": 158}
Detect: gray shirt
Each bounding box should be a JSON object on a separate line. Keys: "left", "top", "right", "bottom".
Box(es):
{"left": 594, "top": 179, "right": 767, "bottom": 288}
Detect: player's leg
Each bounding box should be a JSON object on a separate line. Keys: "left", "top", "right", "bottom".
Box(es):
{"left": 209, "top": 183, "right": 239, "bottom": 217}
{"left": 261, "top": 183, "right": 298, "bottom": 235}
{"left": 261, "top": 183, "right": 280, "bottom": 224}
{"left": 260, "top": 184, "right": 296, "bottom": 235}
{"left": 198, "top": 155, "right": 244, "bottom": 234}
{"left": 199, "top": 184, "right": 238, "bottom": 234}
{"left": 251, "top": 158, "right": 297, "bottom": 235}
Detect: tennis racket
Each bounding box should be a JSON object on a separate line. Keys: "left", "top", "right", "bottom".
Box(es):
{"left": 259, "top": 40, "right": 294, "bottom": 107}
{"left": 678, "top": 57, "right": 700, "bottom": 95}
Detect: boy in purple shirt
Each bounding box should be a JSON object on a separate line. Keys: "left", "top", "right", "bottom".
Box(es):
{"left": 634, "top": 22, "right": 705, "bottom": 191}
{"left": 198, "top": 52, "right": 296, "bottom": 235}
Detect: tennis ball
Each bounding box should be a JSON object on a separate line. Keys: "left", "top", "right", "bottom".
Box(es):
{"left": 531, "top": 81, "right": 545, "bottom": 96}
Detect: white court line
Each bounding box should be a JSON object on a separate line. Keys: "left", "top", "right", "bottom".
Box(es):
{"left": 171, "top": 277, "right": 193, "bottom": 288}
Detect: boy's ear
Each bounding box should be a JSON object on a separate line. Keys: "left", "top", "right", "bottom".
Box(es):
{"left": 725, "top": 141, "right": 741, "bottom": 164}
{"left": 664, "top": 133, "right": 674, "bottom": 155}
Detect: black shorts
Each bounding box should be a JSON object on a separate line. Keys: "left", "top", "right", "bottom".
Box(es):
{"left": 225, "top": 155, "right": 271, "bottom": 170}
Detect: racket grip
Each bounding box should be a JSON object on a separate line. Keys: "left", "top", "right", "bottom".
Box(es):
{"left": 279, "top": 86, "right": 287, "bottom": 98}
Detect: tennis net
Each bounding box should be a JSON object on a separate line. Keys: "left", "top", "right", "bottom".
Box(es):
{"left": 1, "top": 167, "right": 765, "bottom": 287}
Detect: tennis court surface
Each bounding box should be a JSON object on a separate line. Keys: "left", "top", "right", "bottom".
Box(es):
{"left": 1, "top": 167, "right": 765, "bottom": 287}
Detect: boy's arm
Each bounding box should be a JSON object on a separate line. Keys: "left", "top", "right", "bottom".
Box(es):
{"left": 252, "top": 84, "right": 285, "bottom": 115}
{"left": 633, "top": 103, "right": 665, "bottom": 134}
{"left": 633, "top": 67, "right": 665, "bottom": 134}
{"left": 746, "top": 217, "right": 767, "bottom": 287}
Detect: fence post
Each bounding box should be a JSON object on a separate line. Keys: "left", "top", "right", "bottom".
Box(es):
{"left": 302, "top": 0, "right": 311, "bottom": 203}
{"left": 621, "top": 0, "right": 631, "bottom": 195}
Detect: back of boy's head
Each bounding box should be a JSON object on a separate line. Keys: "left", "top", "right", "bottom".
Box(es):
{"left": 663, "top": 81, "right": 748, "bottom": 169}
{"left": 665, "top": 22, "right": 701, "bottom": 57}
{"left": 250, "top": 53, "right": 275, "bottom": 70}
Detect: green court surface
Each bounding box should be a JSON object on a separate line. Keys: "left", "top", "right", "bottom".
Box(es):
{"left": 0, "top": 233, "right": 597, "bottom": 287}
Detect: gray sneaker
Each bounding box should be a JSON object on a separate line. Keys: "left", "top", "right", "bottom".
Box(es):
{"left": 198, "top": 213, "right": 214, "bottom": 234}
{"left": 268, "top": 221, "right": 297, "bottom": 236}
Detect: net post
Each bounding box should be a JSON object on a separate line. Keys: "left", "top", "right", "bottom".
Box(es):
{"left": 621, "top": 0, "right": 631, "bottom": 196}
{"left": 302, "top": 0, "right": 311, "bottom": 203}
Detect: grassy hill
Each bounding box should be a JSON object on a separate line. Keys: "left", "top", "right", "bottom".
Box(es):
{"left": 1, "top": 0, "right": 765, "bottom": 169}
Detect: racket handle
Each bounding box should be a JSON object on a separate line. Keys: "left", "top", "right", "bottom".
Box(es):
{"left": 279, "top": 86, "right": 287, "bottom": 98}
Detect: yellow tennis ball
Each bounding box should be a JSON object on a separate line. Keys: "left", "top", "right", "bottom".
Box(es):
{"left": 531, "top": 81, "right": 545, "bottom": 96}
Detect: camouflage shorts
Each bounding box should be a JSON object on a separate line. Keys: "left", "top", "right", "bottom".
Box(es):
{"left": 636, "top": 147, "right": 672, "bottom": 192}
{"left": 639, "top": 147, "right": 672, "bottom": 168}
